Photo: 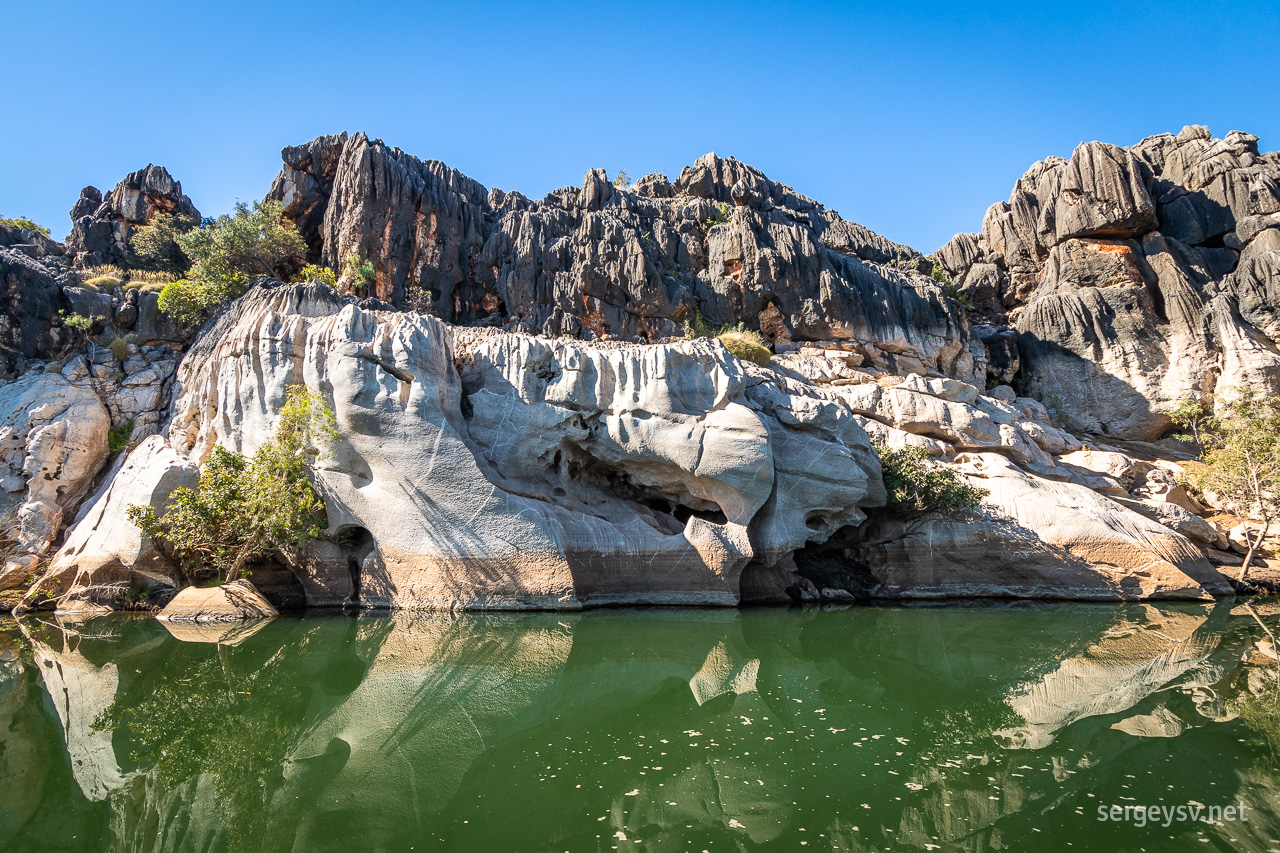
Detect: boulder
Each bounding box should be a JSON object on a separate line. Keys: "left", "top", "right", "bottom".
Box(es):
{"left": 0, "top": 249, "right": 64, "bottom": 374}
{"left": 863, "top": 453, "right": 1232, "bottom": 601}
{"left": 156, "top": 579, "right": 278, "bottom": 622}
{"left": 31, "top": 436, "right": 196, "bottom": 607}
{"left": 62, "top": 286, "right": 114, "bottom": 322}
{"left": 939, "top": 126, "right": 1280, "bottom": 440}
{"left": 65, "top": 165, "right": 199, "bottom": 268}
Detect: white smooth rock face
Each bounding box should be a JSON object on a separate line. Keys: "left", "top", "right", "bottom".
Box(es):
{"left": 156, "top": 284, "right": 883, "bottom": 609}
{"left": 37, "top": 435, "right": 197, "bottom": 600}
{"left": 0, "top": 372, "right": 108, "bottom": 587}
{"left": 38, "top": 283, "right": 1235, "bottom": 609}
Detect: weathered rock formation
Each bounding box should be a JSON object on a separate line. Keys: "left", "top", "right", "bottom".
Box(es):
{"left": 0, "top": 371, "right": 109, "bottom": 590}
{"left": 31, "top": 281, "right": 1232, "bottom": 610}
{"left": 6, "top": 128, "right": 1273, "bottom": 609}
{"left": 267, "top": 133, "right": 985, "bottom": 384}
{"left": 65, "top": 165, "right": 200, "bottom": 268}
{"left": 938, "top": 126, "right": 1280, "bottom": 439}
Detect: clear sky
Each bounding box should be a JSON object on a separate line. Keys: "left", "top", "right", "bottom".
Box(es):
{"left": 3, "top": 0, "right": 1276, "bottom": 252}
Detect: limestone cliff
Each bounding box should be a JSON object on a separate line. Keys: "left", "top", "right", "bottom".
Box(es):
{"left": 5, "top": 127, "right": 1272, "bottom": 610}
{"left": 32, "top": 281, "right": 1230, "bottom": 610}
{"left": 938, "top": 126, "right": 1280, "bottom": 439}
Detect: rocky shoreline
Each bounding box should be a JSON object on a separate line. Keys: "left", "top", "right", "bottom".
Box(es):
{"left": 3, "top": 125, "right": 1280, "bottom": 614}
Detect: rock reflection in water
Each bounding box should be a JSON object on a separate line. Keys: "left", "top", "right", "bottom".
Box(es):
{"left": 0, "top": 601, "right": 1276, "bottom": 852}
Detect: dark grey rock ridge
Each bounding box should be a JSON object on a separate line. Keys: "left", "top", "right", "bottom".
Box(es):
{"left": 936, "top": 126, "right": 1280, "bottom": 439}
{"left": 267, "top": 133, "right": 985, "bottom": 383}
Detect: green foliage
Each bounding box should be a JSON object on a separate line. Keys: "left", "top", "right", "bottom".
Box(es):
{"left": 876, "top": 443, "right": 988, "bottom": 516}
{"left": 1235, "top": 676, "right": 1280, "bottom": 762}
{"left": 1168, "top": 397, "right": 1213, "bottom": 445}
{"left": 108, "top": 420, "right": 134, "bottom": 455}
{"left": 128, "top": 386, "right": 337, "bottom": 584}
{"left": 613, "top": 170, "right": 631, "bottom": 188}
{"left": 60, "top": 311, "right": 95, "bottom": 333}
{"left": 157, "top": 278, "right": 240, "bottom": 327}
{"left": 0, "top": 215, "right": 49, "bottom": 236}
{"left": 343, "top": 253, "right": 376, "bottom": 292}
{"left": 178, "top": 200, "right": 305, "bottom": 283}
{"left": 159, "top": 200, "right": 305, "bottom": 322}
{"left": 1178, "top": 390, "right": 1280, "bottom": 578}
{"left": 699, "top": 202, "right": 732, "bottom": 230}
{"left": 296, "top": 263, "right": 337, "bottom": 288}
{"left": 930, "top": 261, "right": 952, "bottom": 285}
{"left": 129, "top": 213, "right": 196, "bottom": 274}
{"left": 108, "top": 334, "right": 128, "bottom": 361}
{"left": 718, "top": 329, "right": 772, "bottom": 366}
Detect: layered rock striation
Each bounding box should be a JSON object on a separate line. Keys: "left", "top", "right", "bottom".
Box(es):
{"left": 34, "top": 282, "right": 1231, "bottom": 610}
{"left": 938, "top": 126, "right": 1280, "bottom": 438}
{"left": 267, "top": 133, "right": 985, "bottom": 383}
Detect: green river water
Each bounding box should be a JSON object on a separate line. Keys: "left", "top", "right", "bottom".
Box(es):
{"left": 1, "top": 601, "right": 1278, "bottom": 852}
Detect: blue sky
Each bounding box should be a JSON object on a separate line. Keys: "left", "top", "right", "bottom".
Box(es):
{"left": 3, "top": 1, "right": 1276, "bottom": 252}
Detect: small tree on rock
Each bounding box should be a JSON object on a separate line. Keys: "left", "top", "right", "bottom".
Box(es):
{"left": 128, "top": 386, "right": 337, "bottom": 585}
{"left": 1175, "top": 391, "right": 1280, "bottom": 581}
{"left": 157, "top": 200, "right": 306, "bottom": 325}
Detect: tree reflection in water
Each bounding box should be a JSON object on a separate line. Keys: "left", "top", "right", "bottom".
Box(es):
{"left": 0, "top": 601, "right": 1277, "bottom": 852}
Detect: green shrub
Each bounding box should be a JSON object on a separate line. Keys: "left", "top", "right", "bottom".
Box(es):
{"left": 613, "top": 170, "right": 631, "bottom": 188}
{"left": 60, "top": 311, "right": 95, "bottom": 334}
{"left": 108, "top": 336, "right": 129, "bottom": 362}
{"left": 108, "top": 420, "right": 134, "bottom": 455}
{"left": 1177, "top": 390, "right": 1280, "bottom": 579}
{"left": 718, "top": 329, "right": 772, "bottom": 366}
{"left": 158, "top": 277, "right": 244, "bottom": 327}
{"left": 0, "top": 216, "right": 50, "bottom": 236}
{"left": 157, "top": 200, "right": 306, "bottom": 322}
{"left": 877, "top": 443, "right": 988, "bottom": 516}
{"left": 128, "top": 213, "right": 196, "bottom": 274}
{"left": 930, "top": 262, "right": 951, "bottom": 285}
{"left": 128, "top": 386, "right": 337, "bottom": 584}
{"left": 343, "top": 254, "right": 376, "bottom": 291}
{"left": 296, "top": 263, "right": 337, "bottom": 288}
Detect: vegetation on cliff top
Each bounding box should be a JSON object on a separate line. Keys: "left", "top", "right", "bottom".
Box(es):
{"left": 155, "top": 200, "right": 306, "bottom": 326}
{"left": 128, "top": 386, "right": 337, "bottom": 585}
{"left": 0, "top": 215, "right": 50, "bottom": 236}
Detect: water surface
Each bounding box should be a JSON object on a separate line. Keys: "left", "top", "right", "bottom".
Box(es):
{"left": 1, "top": 601, "right": 1278, "bottom": 852}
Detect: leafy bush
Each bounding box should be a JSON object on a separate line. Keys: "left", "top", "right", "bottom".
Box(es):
{"left": 296, "top": 263, "right": 337, "bottom": 288}
{"left": 108, "top": 336, "right": 129, "bottom": 362}
{"left": 0, "top": 216, "right": 50, "bottom": 236}
{"left": 613, "top": 170, "right": 631, "bottom": 188}
{"left": 157, "top": 278, "right": 239, "bottom": 327}
{"left": 128, "top": 386, "right": 337, "bottom": 584}
{"left": 177, "top": 200, "right": 305, "bottom": 284}
{"left": 930, "top": 262, "right": 951, "bottom": 285}
{"left": 60, "top": 311, "right": 95, "bottom": 334}
{"left": 877, "top": 443, "right": 988, "bottom": 516}
{"left": 157, "top": 200, "right": 306, "bottom": 323}
{"left": 129, "top": 213, "right": 197, "bottom": 274}
{"left": 108, "top": 420, "right": 134, "bottom": 454}
{"left": 1176, "top": 390, "right": 1280, "bottom": 579}
{"left": 718, "top": 329, "right": 772, "bottom": 366}
{"left": 343, "top": 254, "right": 376, "bottom": 292}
